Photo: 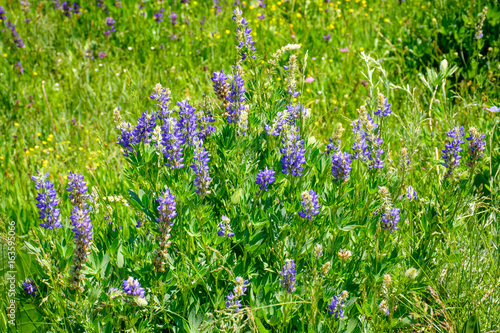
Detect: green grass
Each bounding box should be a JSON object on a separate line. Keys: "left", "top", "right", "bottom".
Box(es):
{"left": 1, "top": 0, "right": 499, "bottom": 332}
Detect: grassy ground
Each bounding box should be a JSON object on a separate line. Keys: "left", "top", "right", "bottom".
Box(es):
{"left": 1, "top": 0, "right": 499, "bottom": 332}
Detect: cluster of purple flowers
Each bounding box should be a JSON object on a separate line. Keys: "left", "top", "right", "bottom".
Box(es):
{"left": 381, "top": 207, "right": 400, "bottom": 233}
{"left": 122, "top": 277, "right": 145, "bottom": 298}
{"left": 407, "top": 186, "right": 417, "bottom": 201}
{"left": 211, "top": 70, "right": 230, "bottom": 107}
{"left": 352, "top": 115, "right": 384, "bottom": 169}
{"left": 161, "top": 117, "right": 185, "bottom": 169}
{"left": 154, "top": 8, "right": 165, "bottom": 23}
{"left": 441, "top": 126, "right": 465, "bottom": 179}
{"left": 217, "top": 215, "right": 235, "bottom": 237}
{"left": 232, "top": 8, "right": 256, "bottom": 60}
{"left": 2, "top": 12, "right": 25, "bottom": 48}
{"left": 170, "top": 11, "right": 178, "bottom": 26}
{"left": 117, "top": 121, "right": 135, "bottom": 157}
{"left": 104, "top": 17, "right": 116, "bottom": 37}
{"left": 279, "top": 259, "right": 297, "bottom": 293}
{"left": 328, "top": 292, "right": 348, "bottom": 318}
{"left": 226, "top": 277, "right": 249, "bottom": 312}
{"left": 97, "top": 0, "right": 108, "bottom": 12}
{"left": 298, "top": 189, "right": 321, "bottom": 220}
{"left": 280, "top": 130, "right": 306, "bottom": 177}
{"left": 466, "top": 127, "right": 486, "bottom": 168}
{"left": 197, "top": 107, "right": 216, "bottom": 141}
{"left": 227, "top": 67, "right": 246, "bottom": 125}
{"left": 67, "top": 172, "right": 91, "bottom": 207}
{"left": 177, "top": 101, "right": 198, "bottom": 145}
{"left": 331, "top": 151, "right": 352, "bottom": 182}
{"left": 15, "top": 61, "right": 24, "bottom": 74}
{"left": 31, "top": 171, "right": 62, "bottom": 230}
{"left": 153, "top": 189, "right": 177, "bottom": 271}
{"left": 375, "top": 97, "right": 392, "bottom": 117}
{"left": 67, "top": 172, "right": 93, "bottom": 290}
{"left": 133, "top": 111, "right": 157, "bottom": 144}
{"left": 22, "top": 279, "right": 37, "bottom": 297}
{"left": 61, "top": 1, "right": 80, "bottom": 17}
{"left": 255, "top": 167, "right": 276, "bottom": 192}
{"left": 190, "top": 138, "right": 212, "bottom": 196}
{"left": 213, "top": 0, "right": 222, "bottom": 15}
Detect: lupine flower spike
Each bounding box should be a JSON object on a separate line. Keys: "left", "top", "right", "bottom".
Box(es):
{"left": 31, "top": 171, "right": 62, "bottom": 230}
{"left": 255, "top": 167, "right": 276, "bottom": 192}
{"left": 298, "top": 189, "right": 321, "bottom": 220}
{"left": 22, "top": 279, "right": 37, "bottom": 297}
{"left": 225, "top": 277, "right": 249, "bottom": 312}
{"left": 153, "top": 189, "right": 177, "bottom": 272}
{"left": 218, "top": 215, "right": 235, "bottom": 237}
{"left": 441, "top": 126, "right": 465, "bottom": 179}
{"left": 279, "top": 259, "right": 297, "bottom": 293}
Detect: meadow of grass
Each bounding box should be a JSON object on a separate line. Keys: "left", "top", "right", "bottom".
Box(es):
{"left": 0, "top": 0, "right": 499, "bottom": 332}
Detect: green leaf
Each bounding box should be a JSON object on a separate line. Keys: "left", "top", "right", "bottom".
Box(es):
{"left": 461, "top": 315, "right": 480, "bottom": 333}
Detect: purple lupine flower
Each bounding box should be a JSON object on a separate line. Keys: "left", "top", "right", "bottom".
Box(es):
{"left": 190, "top": 138, "right": 212, "bottom": 196}
{"left": 197, "top": 107, "right": 216, "bottom": 140}
{"left": 154, "top": 8, "right": 164, "bottom": 23}
{"left": 170, "top": 11, "right": 178, "bottom": 25}
{"left": 259, "top": 0, "right": 266, "bottom": 7}
{"left": 97, "top": 0, "right": 108, "bottom": 12}
{"left": 258, "top": 13, "right": 265, "bottom": 20}
{"left": 122, "top": 277, "right": 145, "bottom": 298}
{"left": 5, "top": 21, "right": 25, "bottom": 48}
{"left": 265, "top": 111, "right": 288, "bottom": 136}
{"left": 226, "top": 276, "right": 249, "bottom": 312}
{"left": 0, "top": 7, "right": 7, "bottom": 20}
{"left": 279, "top": 259, "right": 297, "bottom": 293}
{"left": 213, "top": 1, "right": 221, "bottom": 15}
{"left": 325, "top": 137, "right": 337, "bottom": 155}
{"left": 69, "top": 204, "right": 93, "bottom": 289}
{"left": 381, "top": 207, "right": 400, "bottom": 233}
{"left": 233, "top": 8, "right": 257, "bottom": 60}
{"left": 117, "top": 121, "right": 135, "bottom": 157}
{"left": 157, "top": 189, "right": 177, "bottom": 223}
{"left": 352, "top": 116, "right": 384, "bottom": 169}
{"left": 154, "top": 188, "right": 176, "bottom": 271}
{"left": 298, "top": 189, "right": 321, "bottom": 220}
{"left": 375, "top": 98, "right": 392, "bottom": 117}
{"left": 22, "top": 279, "right": 37, "bottom": 296}
{"left": 31, "top": 171, "right": 62, "bottom": 230}
{"left": 211, "top": 70, "right": 230, "bottom": 107}
{"left": 332, "top": 151, "right": 352, "bottom": 182}
{"left": 407, "top": 186, "right": 417, "bottom": 201}
{"left": 227, "top": 67, "right": 246, "bottom": 125}
{"left": 98, "top": 51, "right": 106, "bottom": 58}
{"left": 217, "top": 215, "right": 235, "bottom": 237}
{"left": 280, "top": 130, "right": 306, "bottom": 177}
{"left": 104, "top": 17, "right": 116, "bottom": 37}
{"left": 255, "top": 167, "right": 276, "bottom": 192}
{"left": 487, "top": 106, "right": 499, "bottom": 112}
{"left": 379, "top": 300, "right": 390, "bottom": 316}
{"left": 133, "top": 111, "right": 157, "bottom": 144}
{"left": 161, "top": 117, "right": 185, "bottom": 169}
{"left": 177, "top": 101, "right": 198, "bottom": 145}
{"left": 66, "top": 172, "right": 91, "bottom": 208}
{"left": 466, "top": 127, "right": 486, "bottom": 168}
{"left": 323, "top": 34, "right": 331, "bottom": 41}
{"left": 441, "top": 126, "right": 465, "bottom": 179}
{"left": 328, "top": 295, "right": 345, "bottom": 318}
{"left": 150, "top": 86, "right": 173, "bottom": 119}
{"left": 285, "top": 102, "right": 308, "bottom": 124}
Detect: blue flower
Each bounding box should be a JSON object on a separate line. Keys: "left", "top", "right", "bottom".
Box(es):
{"left": 226, "top": 277, "right": 249, "bottom": 312}
{"left": 331, "top": 151, "right": 352, "bottom": 182}
{"left": 279, "top": 259, "right": 297, "bottom": 293}
{"left": 117, "top": 121, "right": 135, "bottom": 157}
{"left": 122, "top": 277, "right": 145, "bottom": 298}
{"left": 132, "top": 111, "right": 157, "bottom": 144}
{"left": 280, "top": 130, "right": 306, "bottom": 177}
{"left": 375, "top": 97, "right": 392, "bottom": 117}
{"left": 381, "top": 207, "right": 400, "bottom": 233}
{"left": 69, "top": 204, "right": 93, "bottom": 288}
{"left": 298, "top": 189, "right": 321, "bottom": 220}
{"left": 161, "top": 117, "right": 185, "bottom": 169}
{"left": 177, "top": 101, "right": 199, "bottom": 145}
{"left": 255, "top": 167, "right": 276, "bottom": 192}
{"left": 352, "top": 115, "right": 384, "bottom": 169}
{"left": 66, "top": 172, "right": 91, "bottom": 208}
{"left": 232, "top": 8, "right": 257, "bottom": 60}
{"left": 441, "top": 126, "right": 465, "bottom": 179}
{"left": 31, "top": 171, "right": 62, "bottom": 230}
{"left": 211, "top": 70, "right": 230, "bottom": 107}
{"left": 154, "top": 189, "right": 176, "bottom": 271}
{"left": 328, "top": 292, "right": 349, "bottom": 318}
{"left": 190, "top": 138, "right": 212, "bottom": 196}
{"left": 227, "top": 67, "right": 246, "bottom": 126}
{"left": 22, "top": 279, "right": 37, "bottom": 297}
{"left": 407, "top": 186, "right": 417, "bottom": 201}
{"left": 217, "top": 215, "right": 235, "bottom": 237}
{"left": 466, "top": 127, "right": 486, "bottom": 168}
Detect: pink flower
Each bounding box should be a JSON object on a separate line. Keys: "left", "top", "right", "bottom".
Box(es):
{"left": 304, "top": 77, "right": 315, "bottom": 83}
{"left": 339, "top": 47, "right": 349, "bottom": 53}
